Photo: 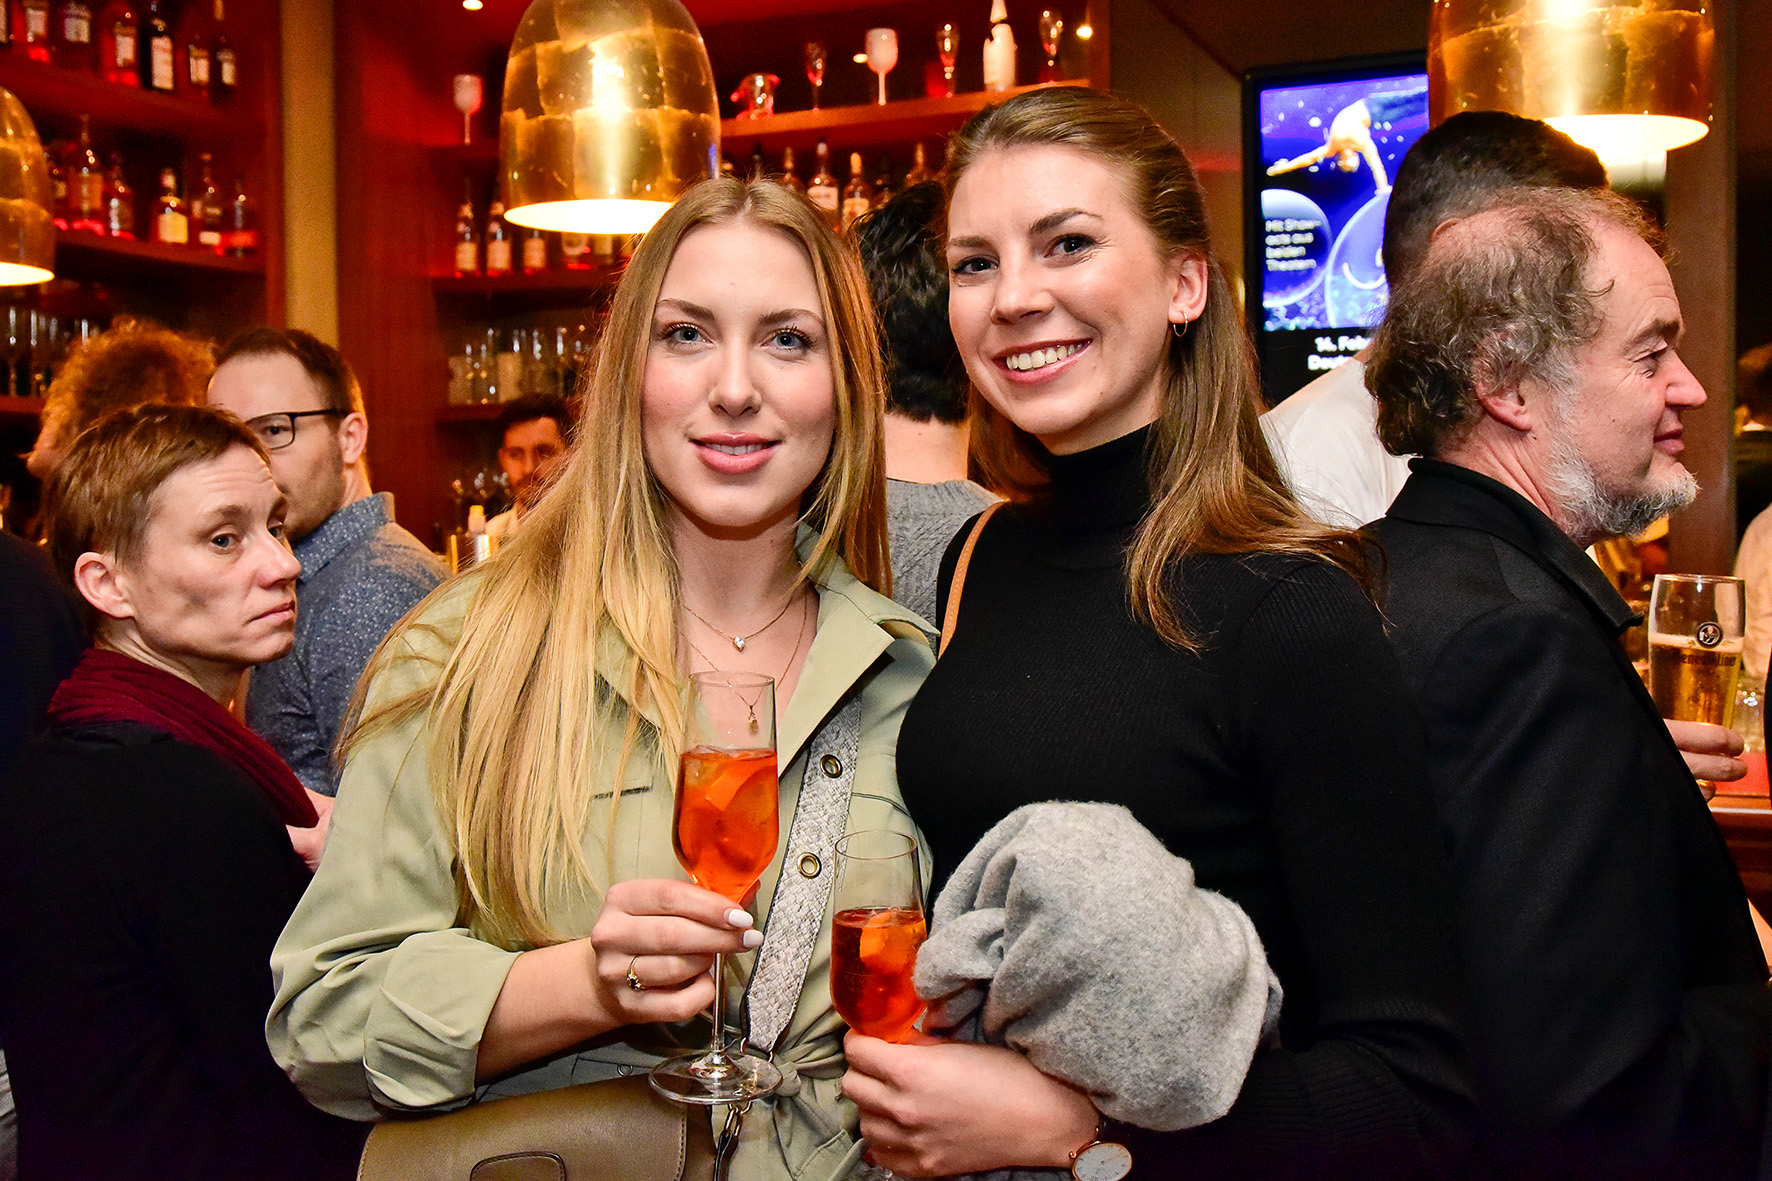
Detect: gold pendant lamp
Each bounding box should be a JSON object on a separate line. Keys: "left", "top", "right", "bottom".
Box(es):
{"left": 499, "top": 0, "right": 722, "bottom": 236}
{"left": 0, "top": 87, "right": 55, "bottom": 286}
{"left": 1428, "top": 0, "right": 1715, "bottom": 160}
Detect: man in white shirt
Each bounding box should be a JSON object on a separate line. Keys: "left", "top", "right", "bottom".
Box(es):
{"left": 1263, "top": 111, "right": 1608, "bottom": 527}
{"left": 486, "top": 394, "right": 573, "bottom": 544}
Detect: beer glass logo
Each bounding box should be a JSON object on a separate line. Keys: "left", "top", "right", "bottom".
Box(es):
{"left": 1696, "top": 621, "right": 1724, "bottom": 649}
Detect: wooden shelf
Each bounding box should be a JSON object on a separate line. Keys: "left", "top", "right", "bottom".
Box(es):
{"left": 431, "top": 269, "right": 610, "bottom": 295}
{"left": 55, "top": 231, "right": 266, "bottom": 277}
{"left": 0, "top": 56, "right": 255, "bottom": 139}
{"left": 0, "top": 397, "right": 46, "bottom": 423}
{"left": 719, "top": 80, "right": 1087, "bottom": 153}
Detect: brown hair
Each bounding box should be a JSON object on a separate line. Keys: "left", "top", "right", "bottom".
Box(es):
{"left": 344, "top": 177, "right": 890, "bottom": 947}
{"left": 39, "top": 318, "right": 214, "bottom": 454}
{"left": 46, "top": 403, "right": 268, "bottom": 631}
{"left": 215, "top": 326, "right": 366, "bottom": 416}
{"left": 943, "top": 87, "right": 1368, "bottom": 648}
{"left": 1370, "top": 186, "right": 1664, "bottom": 458}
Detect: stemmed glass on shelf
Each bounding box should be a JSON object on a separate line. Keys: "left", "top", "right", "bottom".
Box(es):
{"left": 649, "top": 671, "right": 785, "bottom": 1104}
{"left": 804, "top": 41, "right": 827, "bottom": 111}
{"left": 452, "top": 74, "right": 484, "bottom": 146}
{"left": 830, "top": 829, "right": 928, "bottom": 1180}
{"left": 865, "top": 28, "right": 898, "bottom": 106}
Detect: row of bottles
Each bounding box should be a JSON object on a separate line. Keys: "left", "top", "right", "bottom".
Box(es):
{"left": 0, "top": 301, "right": 103, "bottom": 398}
{"left": 46, "top": 117, "right": 255, "bottom": 253}
{"left": 446, "top": 320, "right": 593, "bottom": 406}
{"left": 727, "top": 140, "right": 939, "bottom": 230}
{"left": 450, "top": 177, "right": 638, "bottom": 278}
{"left": 1, "top": 0, "right": 238, "bottom": 104}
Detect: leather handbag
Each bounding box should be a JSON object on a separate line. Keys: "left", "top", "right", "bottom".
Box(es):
{"left": 356, "top": 1075, "right": 714, "bottom": 1181}
{"left": 355, "top": 696, "right": 868, "bottom": 1181}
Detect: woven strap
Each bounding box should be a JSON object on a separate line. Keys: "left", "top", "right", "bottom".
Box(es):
{"left": 938, "top": 501, "right": 1003, "bottom": 656}
{"left": 743, "top": 693, "right": 865, "bottom": 1054}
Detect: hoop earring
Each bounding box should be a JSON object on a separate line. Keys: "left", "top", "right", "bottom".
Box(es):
{"left": 1171, "top": 319, "right": 1191, "bottom": 340}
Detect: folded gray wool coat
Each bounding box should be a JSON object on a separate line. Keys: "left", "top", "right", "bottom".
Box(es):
{"left": 912, "top": 802, "right": 1282, "bottom": 1179}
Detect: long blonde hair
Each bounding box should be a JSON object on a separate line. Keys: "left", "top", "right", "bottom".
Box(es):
{"left": 345, "top": 178, "right": 890, "bottom": 948}
{"left": 944, "top": 88, "right": 1369, "bottom": 648}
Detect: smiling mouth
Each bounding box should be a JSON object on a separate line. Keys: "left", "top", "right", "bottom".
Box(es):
{"left": 1002, "top": 342, "right": 1085, "bottom": 372}
{"left": 702, "top": 441, "right": 772, "bottom": 455}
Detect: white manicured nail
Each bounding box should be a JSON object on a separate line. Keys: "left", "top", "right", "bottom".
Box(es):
{"left": 742, "top": 929, "right": 764, "bottom": 948}
{"left": 726, "top": 908, "right": 754, "bottom": 928}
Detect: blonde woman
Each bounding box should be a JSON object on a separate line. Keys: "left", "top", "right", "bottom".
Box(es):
{"left": 267, "top": 178, "right": 931, "bottom": 1181}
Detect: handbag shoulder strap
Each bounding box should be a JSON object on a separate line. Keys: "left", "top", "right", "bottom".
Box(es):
{"left": 938, "top": 501, "right": 1003, "bottom": 657}
{"left": 742, "top": 692, "right": 865, "bottom": 1056}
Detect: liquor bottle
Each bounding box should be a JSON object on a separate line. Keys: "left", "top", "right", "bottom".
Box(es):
{"left": 840, "top": 151, "right": 872, "bottom": 229}
{"left": 189, "top": 151, "right": 221, "bottom": 251}
{"left": 806, "top": 140, "right": 839, "bottom": 229}
{"left": 100, "top": 1, "right": 137, "bottom": 86}
{"left": 140, "top": 0, "right": 173, "bottom": 92}
{"left": 180, "top": 0, "right": 209, "bottom": 100}
{"left": 904, "top": 141, "right": 932, "bottom": 187}
{"left": 779, "top": 146, "right": 805, "bottom": 195}
{"left": 560, "top": 231, "right": 593, "bottom": 270}
{"left": 47, "top": 142, "right": 69, "bottom": 231}
{"left": 483, "top": 198, "right": 512, "bottom": 276}
{"left": 208, "top": 0, "right": 233, "bottom": 102}
{"left": 54, "top": 0, "right": 95, "bottom": 72}
{"left": 152, "top": 166, "right": 187, "bottom": 244}
{"left": 70, "top": 115, "right": 104, "bottom": 234}
{"left": 225, "top": 177, "right": 255, "bottom": 255}
{"left": 20, "top": 0, "right": 52, "bottom": 62}
{"left": 521, "top": 226, "right": 548, "bottom": 273}
{"left": 103, "top": 151, "right": 134, "bottom": 238}
{"left": 452, "top": 176, "right": 477, "bottom": 276}
{"left": 871, "top": 154, "right": 896, "bottom": 209}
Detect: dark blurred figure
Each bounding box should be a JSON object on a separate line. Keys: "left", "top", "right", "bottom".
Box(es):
{"left": 486, "top": 392, "right": 572, "bottom": 545}
{"left": 0, "top": 405, "right": 362, "bottom": 1181}
{"left": 851, "top": 181, "right": 996, "bottom": 627}
{"left": 1735, "top": 343, "right": 1772, "bottom": 543}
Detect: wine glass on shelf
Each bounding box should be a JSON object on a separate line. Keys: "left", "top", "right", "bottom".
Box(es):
{"left": 936, "top": 24, "right": 959, "bottom": 97}
{"left": 804, "top": 41, "right": 827, "bottom": 111}
{"left": 650, "top": 671, "right": 785, "bottom": 1105}
{"left": 865, "top": 28, "right": 898, "bottom": 106}
{"left": 452, "top": 74, "right": 484, "bottom": 146}
{"left": 831, "top": 829, "right": 928, "bottom": 1180}
{"left": 1039, "top": 10, "right": 1065, "bottom": 81}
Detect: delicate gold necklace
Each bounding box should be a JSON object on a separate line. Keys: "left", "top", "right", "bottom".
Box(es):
{"left": 683, "top": 590, "right": 798, "bottom": 651}
{"left": 683, "top": 594, "right": 813, "bottom": 731}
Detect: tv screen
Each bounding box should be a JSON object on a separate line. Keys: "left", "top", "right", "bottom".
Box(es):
{"left": 1244, "top": 55, "right": 1428, "bottom": 406}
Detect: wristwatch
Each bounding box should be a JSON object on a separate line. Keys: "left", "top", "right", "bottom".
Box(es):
{"left": 1069, "top": 1119, "right": 1133, "bottom": 1181}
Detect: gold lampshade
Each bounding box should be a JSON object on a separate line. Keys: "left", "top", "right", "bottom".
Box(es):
{"left": 1429, "top": 0, "right": 1715, "bottom": 159}
{"left": 499, "top": 0, "right": 721, "bottom": 235}
{"left": 0, "top": 86, "right": 54, "bottom": 286}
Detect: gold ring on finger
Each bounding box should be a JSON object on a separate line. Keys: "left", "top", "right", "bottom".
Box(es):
{"left": 626, "top": 955, "right": 647, "bottom": 992}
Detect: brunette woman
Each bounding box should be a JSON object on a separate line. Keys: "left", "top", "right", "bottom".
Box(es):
{"left": 842, "top": 87, "right": 1472, "bottom": 1178}
{"left": 267, "top": 178, "right": 931, "bottom": 1181}
{"left": 0, "top": 404, "right": 361, "bottom": 1180}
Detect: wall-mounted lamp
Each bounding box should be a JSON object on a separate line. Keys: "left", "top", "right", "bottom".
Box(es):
{"left": 0, "top": 87, "right": 54, "bottom": 286}
{"left": 1429, "top": 0, "right": 1714, "bottom": 161}
{"left": 499, "top": 0, "right": 720, "bottom": 235}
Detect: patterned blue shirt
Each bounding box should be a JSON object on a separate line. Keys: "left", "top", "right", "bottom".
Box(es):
{"left": 248, "top": 493, "right": 445, "bottom": 796}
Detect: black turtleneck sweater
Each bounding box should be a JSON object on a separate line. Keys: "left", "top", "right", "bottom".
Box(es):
{"left": 895, "top": 427, "right": 1473, "bottom": 1178}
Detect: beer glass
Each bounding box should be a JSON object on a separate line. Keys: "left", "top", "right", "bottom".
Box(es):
{"left": 650, "top": 672, "right": 783, "bottom": 1104}
{"left": 1649, "top": 574, "right": 1747, "bottom": 798}
{"left": 831, "top": 829, "right": 927, "bottom": 1181}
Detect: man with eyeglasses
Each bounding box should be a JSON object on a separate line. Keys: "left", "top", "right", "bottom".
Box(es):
{"left": 208, "top": 328, "right": 443, "bottom": 799}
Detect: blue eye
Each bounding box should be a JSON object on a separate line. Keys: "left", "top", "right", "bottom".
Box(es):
{"left": 772, "top": 329, "right": 811, "bottom": 349}
{"left": 662, "top": 323, "right": 704, "bottom": 344}
{"left": 210, "top": 532, "right": 239, "bottom": 551}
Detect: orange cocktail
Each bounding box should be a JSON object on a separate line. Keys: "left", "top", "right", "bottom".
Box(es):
{"left": 673, "top": 745, "right": 779, "bottom": 903}
{"left": 831, "top": 906, "right": 928, "bottom": 1042}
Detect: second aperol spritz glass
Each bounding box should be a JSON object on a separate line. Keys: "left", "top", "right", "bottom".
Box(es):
{"left": 650, "top": 671, "right": 784, "bottom": 1104}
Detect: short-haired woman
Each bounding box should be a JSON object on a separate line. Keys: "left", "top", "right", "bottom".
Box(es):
{"left": 268, "top": 178, "right": 931, "bottom": 1180}
{"left": 841, "top": 87, "right": 1473, "bottom": 1178}
{"left": 0, "top": 404, "right": 362, "bottom": 1180}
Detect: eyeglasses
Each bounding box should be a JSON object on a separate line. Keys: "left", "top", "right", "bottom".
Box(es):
{"left": 245, "top": 409, "right": 344, "bottom": 452}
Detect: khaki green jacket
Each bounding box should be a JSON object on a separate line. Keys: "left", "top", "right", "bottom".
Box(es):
{"left": 267, "top": 554, "right": 932, "bottom": 1181}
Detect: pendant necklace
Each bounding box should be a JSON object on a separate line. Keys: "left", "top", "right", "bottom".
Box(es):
{"left": 683, "top": 590, "right": 798, "bottom": 651}
{"left": 683, "top": 594, "right": 812, "bottom": 732}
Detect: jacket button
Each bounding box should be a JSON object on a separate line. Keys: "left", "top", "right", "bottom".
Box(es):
{"left": 821, "top": 754, "right": 844, "bottom": 777}
{"left": 798, "top": 853, "right": 821, "bottom": 878}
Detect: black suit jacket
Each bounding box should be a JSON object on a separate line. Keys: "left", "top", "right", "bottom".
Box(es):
{"left": 1372, "top": 460, "right": 1770, "bottom": 1180}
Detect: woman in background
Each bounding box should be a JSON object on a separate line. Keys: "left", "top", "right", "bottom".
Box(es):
{"left": 842, "top": 87, "right": 1472, "bottom": 1178}
{"left": 268, "top": 178, "right": 931, "bottom": 1181}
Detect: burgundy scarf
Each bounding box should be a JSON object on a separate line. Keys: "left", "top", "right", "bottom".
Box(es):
{"left": 47, "top": 648, "right": 318, "bottom": 828}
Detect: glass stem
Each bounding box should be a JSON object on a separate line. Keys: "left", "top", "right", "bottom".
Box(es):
{"left": 706, "top": 951, "right": 732, "bottom": 1066}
